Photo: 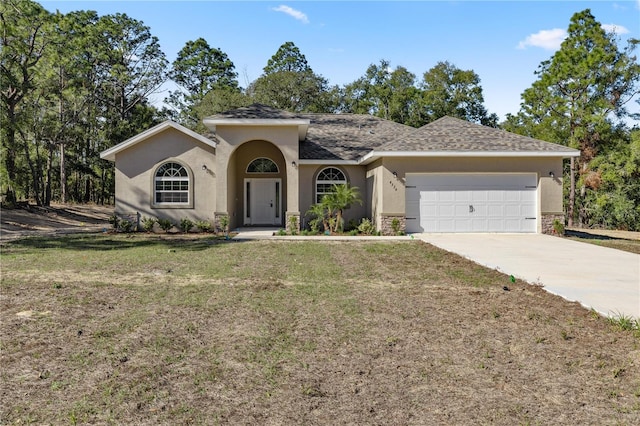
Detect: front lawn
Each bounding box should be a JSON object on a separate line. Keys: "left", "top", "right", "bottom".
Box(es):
{"left": 1, "top": 235, "right": 639, "bottom": 424}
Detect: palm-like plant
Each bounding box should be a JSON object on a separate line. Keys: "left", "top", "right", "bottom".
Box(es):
{"left": 324, "top": 184, "right": 362, "bottom": 233}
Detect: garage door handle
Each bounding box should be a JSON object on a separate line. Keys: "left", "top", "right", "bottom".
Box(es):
{"left": 469, "top": 205, "right": 475, "bottom": 213}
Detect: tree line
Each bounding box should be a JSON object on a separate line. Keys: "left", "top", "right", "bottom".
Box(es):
{"left": 2, "top": 1, "right": 639, "bottom": 229}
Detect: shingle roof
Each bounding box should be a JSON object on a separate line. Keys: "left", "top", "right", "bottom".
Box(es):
{"left": 378, "top": 116, "right": 578, "bottom": 154}
{"left": 298, "top": 113, "right": 416, "bottom": 161}
{"left": 205, "top": 104, "right": 579, "bottom": 160}
{"left": 208, "top": 103, "right": 301, "bottom": 120}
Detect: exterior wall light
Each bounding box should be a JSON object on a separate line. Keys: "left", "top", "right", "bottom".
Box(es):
{"left": 202, "top": 164, "right": 208, "bottom": 171}
{"left": 549, "top": 171, "right": 555, "bottom": 178}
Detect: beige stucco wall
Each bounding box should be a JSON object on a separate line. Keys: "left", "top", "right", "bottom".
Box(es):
{"left": 114, "top": 127, "right": 217, "bottom": 223}
{"left": 297, "top": 164, "right": 368, "bottom": 229}
{"left": 213, "top": 125, "right": 300, "bottom": 229}
{"left": 367, "top": 156, "right": 565, "bottom": 232}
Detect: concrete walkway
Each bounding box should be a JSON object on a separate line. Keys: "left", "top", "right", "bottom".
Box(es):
{"left": 417, "top": 233, "right": 640, "bottom": 318}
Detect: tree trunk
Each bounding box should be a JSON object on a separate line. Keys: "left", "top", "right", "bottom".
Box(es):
{"left": 21, "top": 134, "right": 42, "bottom": 206}
{"left": 44, "top": 143, "right": 53, "bottom": 206}
{"left": 59, "top": 142, "right": 67, "bottom": 203}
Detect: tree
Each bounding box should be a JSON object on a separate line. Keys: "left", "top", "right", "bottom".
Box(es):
{"left": 419, "top": 61, "right": 498, "bottom": 126}
{"left": 263, "top": 41, "right": 310, "bottom": 74}
{"left": 0, "top": 0, "right": 51, "bottom": 202}
{"left": 504, "top": 9, "right": 640, "bottom": 226}
{"left": 1, "top": 3, "right": 165, "bottom": 206}
{"left": 166, "top": 38, "right": 238, "bottom": 126}
{"left": 248, "top": 41, "right": 336, "bottom": 112}
{"left": 190, "top": 87, "right": 251, "bottom": 133}
{"left": 342, "top": 60, "right": 421, "bottom": 126}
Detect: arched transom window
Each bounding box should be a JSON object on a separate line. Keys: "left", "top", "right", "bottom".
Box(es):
{"left": 247, "top": 157, "right": 278, "bottom": 173}
{"left": 316, "top": 167, "right": 347, "bottom": 203}
{"left": 154, "top": 162, "right": 189, "bottom": 204}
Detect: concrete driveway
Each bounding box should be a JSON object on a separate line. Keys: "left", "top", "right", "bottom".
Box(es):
{"left": 417, "top": 233, "right": 640, "bottom": 318}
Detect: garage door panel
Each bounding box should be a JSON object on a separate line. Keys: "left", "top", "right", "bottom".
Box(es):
{"left": 438, "top": 191, "right": 455, "bottom": 202}
{"left": 455, "top": 191, "right": 472, "bottom": 202}
{"left": 406, "top": 173, "right": 537, "bottom": 233}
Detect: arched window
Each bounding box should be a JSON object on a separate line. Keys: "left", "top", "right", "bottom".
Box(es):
{"left": 315, "top": 167, "right": 347, "bottom": 203}
{"left": 247, "top": 157, "right": 278, "bottom": 173}
{"left": 154, "top": 162, "right": 189, "bottom": 204}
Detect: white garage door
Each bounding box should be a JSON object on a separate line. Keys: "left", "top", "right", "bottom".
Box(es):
{"left": 405, "top": 174, "right": 537, "bottom": 233}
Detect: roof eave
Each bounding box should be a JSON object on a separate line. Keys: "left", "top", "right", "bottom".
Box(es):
{"left": 359, "top": 150, "right": 581, "bottom": 165}
{"left": 297, "top": 159, "right": 360, "bottom": 165}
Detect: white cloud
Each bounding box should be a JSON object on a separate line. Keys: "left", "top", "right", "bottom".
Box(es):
{"left": 272, "top": 5, "right": 309, "bottom": 24}
{"left": 601, "top": 24, "right": 630, "bottom": 34}
{"left": 517, "top": 28, "right": 567, "bottom": 51}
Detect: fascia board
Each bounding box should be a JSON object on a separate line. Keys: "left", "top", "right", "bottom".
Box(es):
{"left": 358, "top": 150, "right": 581, "bottom": 164}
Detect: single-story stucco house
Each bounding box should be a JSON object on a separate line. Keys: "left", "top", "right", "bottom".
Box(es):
{"left": 100, "top": 104, "right": 580, "bottom": 235}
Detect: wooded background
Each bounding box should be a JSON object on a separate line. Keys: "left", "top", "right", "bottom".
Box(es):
{"left": 2, "top": 1, "right": 639, "bottom": 229}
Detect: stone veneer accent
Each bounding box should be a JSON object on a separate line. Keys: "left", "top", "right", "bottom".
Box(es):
{"left": 380, "top": 214, "right": 406, "bottom": 236}
{"left": 541, "top": 213, "right": 565, "bottom": 235}
{"left": 286, "top": 211, "right": 301, "bottom": 234}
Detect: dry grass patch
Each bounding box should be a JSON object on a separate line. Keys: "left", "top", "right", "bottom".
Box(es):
{"left": 1, "top": 235, "right": 639, "bottom": 425}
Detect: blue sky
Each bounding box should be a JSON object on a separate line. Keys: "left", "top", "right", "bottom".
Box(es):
{"left": 40, "top": 1, "right": 640, "bottom": 120}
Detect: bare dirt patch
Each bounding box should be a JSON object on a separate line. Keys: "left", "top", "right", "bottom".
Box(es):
{"left": 0, "top": 203, "right": 113, "bottom": 241}
{"left": 1, "top": 237, "right": 639, "bottom": 424}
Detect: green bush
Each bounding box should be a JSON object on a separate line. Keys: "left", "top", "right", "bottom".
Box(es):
{"left": 119, "top": 219, "right": 134, "bottom": 233}
{"left": 157, "top": 218, "right": 174, "bottom": 233}
{"left": 108, "top": 214, "right": 120, "bottom": 230}
{"left": 218, "top": 215, "right": 229, "bottom": 234}
{"left": 391, "top": 217, "right": 401, "bottom": 235}
{"left": 180, "top": 218, "right": 194, "bottom": 233}
{"left": 141, "top": 217, "right": 156, "bottom": 232}
{"left": 195, "top": 220, "right": 212, "bottom": 233}
{"left": 357, "top": 218, "right": 375, "bottom": 235}
{"left": 553, "top": 219, "right": 565, "bottom": 236}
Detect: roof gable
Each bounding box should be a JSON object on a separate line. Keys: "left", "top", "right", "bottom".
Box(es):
{"left": 203, "top": 103, "right": 310, "bottom": 141}
{"left": 100, "top": 121, "right": 217, "bottom": 162}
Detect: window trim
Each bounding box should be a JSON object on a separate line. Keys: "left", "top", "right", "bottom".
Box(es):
{"left": 315, "top": 167, "right": 347, "bottom": 204}
{"left": 152, "top": 160, "right": 194, "bottom": 209}
{"left": 246, "top": 157, "right": 279, "bottom": 174}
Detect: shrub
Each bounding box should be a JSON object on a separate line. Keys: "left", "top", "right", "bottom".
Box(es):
{"left": 553, "top": 219, "right": 565, "bottom": 236}
{"left": 180, "top": 217, "right": 194, "bottom": 233}
{"left": 391, "top": 217, "right": 401, "bottom": 235}
{"left": 119, "top": 219, "right": 134, "bottom": 233}
{"left": 157, "top": 218, "right": 174, "bottom": 233}
{"left": 141, "top": 217, "right": 156, "bottom": 232}
{"left": 218, "top": 215, "right": 229, "bottom": 234}
{"left": 358, "top": 218, "right": 375, "bottom": 235}
{"left": 195, "top": 220, "right": 212, "bottom": 233}
{"left": 108, "top": 214, "right": 120, "bottom": 230}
